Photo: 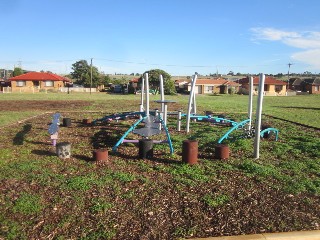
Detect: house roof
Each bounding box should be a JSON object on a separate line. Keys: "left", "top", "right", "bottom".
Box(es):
{"left": 289, "top": 78, "right": 303, "bottom": 86}
{"left": 303, "top": 77, "right": 320, "bottom": 85}
{"left": 130, "top": 78, "right": 140, "bottom": 83}
{"left": 184, "top": 78, "right": 240, "bottom": 86}
{"left": 238, "top": 76, "right": 287, "bottom": 85}
{"left": 9, "top": 72, "right": 69, "bottom": 81}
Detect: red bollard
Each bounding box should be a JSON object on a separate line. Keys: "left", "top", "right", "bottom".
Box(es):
{"left": 83, "top": 118, "right": 92, "bottom": 125}
{"left": 93, "top": 149, "right": 108, "bottom": 163}
{"left": 182, "top": 140, "right": 198, "bottom": 165}
{"left": 215, "top": 144, "right": 229, "bottom": 160}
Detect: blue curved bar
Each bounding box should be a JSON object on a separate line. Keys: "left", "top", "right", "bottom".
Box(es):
{"left": 217, "top": 119, "right": 250, "bottom": 144}
{"left": 112, "top": 117, "right": 145, "bottom": 152}
{"left": 260, "top": 128, "right": 279, "bottom": 141}
{"left": 157, "top": 114, "right": 174, "bottom": 154}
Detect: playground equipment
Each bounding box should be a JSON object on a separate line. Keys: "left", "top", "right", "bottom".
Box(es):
{"left": 112, "top": 73, "right": 174, "bottom": 154}
{"left": 216, "top": 74, "right": 279, "bottom": 158}
{"left": 184, "top": 73, "right": 238, "bottom": 132}
{"left": 48, "top": 113, "right": 60, "bottom": 146}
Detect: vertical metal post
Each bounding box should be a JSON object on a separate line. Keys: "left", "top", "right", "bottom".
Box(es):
{"left": 254, "top": 73, "right": 265, "bottom": 159}
{"left": 145, "top": 73, "right": 150, "bottom": 117}
{"left": 248, "top": 76, "right": 253, "bottom": 131}
{"left": 90, "top": 58, "right": 93, "bottom": 95}
{"left": 177, "top": 110, "right": 182, "bottom": 131}
{"left": 164, "top": 104, "right": 168, "bottom": 126}
{"left": 159, "top": 74, "right": 165, "bottom": 120}
{"left": 186, "top": 73, "right": 198, "bottom": 133}
{"left": 192, "top": 87, "right": 197, "bottom": 115}
{"left": 140, "top": 77, "right": 145, "bottom": 119}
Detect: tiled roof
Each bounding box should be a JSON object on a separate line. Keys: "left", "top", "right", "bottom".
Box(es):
{"left": 184, "top": 78, "right": 240, "bottom": 86}
{"left": 238, "top": 76, "right": 287, "bottom": 85}
{"left": 9, "top": 72, "right": 68, "bottom": 81}
{"left": 303, "top": 77, "right": 320, "bottom": 85}
{"left": 130, "top": 78, "right": 140, "bottom": 83}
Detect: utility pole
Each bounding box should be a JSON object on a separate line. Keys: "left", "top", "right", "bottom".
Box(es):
{"left": 90, "top": 58, "right": 93, "bottom": 95}
{"left": 287, "top": 63, "right": 293, "bottom": 96}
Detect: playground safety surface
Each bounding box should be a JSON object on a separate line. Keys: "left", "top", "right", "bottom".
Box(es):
{"left": 0, "top": 101, "right": 319, "bottom": 239}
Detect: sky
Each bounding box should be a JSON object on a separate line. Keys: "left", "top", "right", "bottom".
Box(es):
{"left": 1, "top": 0, "right": 320, "bottom": 76}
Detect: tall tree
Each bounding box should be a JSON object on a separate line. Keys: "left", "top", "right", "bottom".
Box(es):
{"left": 70, "top": 60, "right": 100, "bottom": 87}
{"left": 13, "top": 67, "right": 23, "bottom": 77}
{"left": 141, "top": 69, "right": 176, "bottom": 95}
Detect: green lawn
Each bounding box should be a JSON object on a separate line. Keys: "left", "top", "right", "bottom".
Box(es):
{"left": 0, "top": 92, "right": 319, "bottom": 239}
{"left": 1, "top": 92, "right": 319, "bottom": 128}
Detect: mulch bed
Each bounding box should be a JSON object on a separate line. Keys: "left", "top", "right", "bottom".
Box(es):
{"left": 0, "top": 100, "right": 319, "bottom": 239}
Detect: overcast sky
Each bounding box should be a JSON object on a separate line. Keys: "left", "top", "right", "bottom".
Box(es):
{"left": 1, "top": 0, "right": 320, "bottom": 76}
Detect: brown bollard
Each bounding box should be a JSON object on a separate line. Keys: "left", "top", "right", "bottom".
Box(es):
{"left": 93, "top": 149, "right": 108, "bottom": 163}
{"left": 83, "top": 118, "right": 92, "bottom": 125}
{"left": 139, "top": 139, "right": 153, "bottom": 159}
{"left": 215, "top": 144, "right": 229, "bottom": 160}
{"left": 182, "top": 140, "right": 198, "bottom": 165}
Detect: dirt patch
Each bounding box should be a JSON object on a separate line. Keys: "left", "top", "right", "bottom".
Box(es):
{"left": 0, "top": 100, "right": 92, "bottom": 111}
{"left": 0, "top": 112, "right": 319, "bottom": 239}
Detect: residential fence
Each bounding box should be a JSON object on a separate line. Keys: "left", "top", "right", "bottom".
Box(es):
{"left": 1, "top": 87, "right": 97, "bottom": 93}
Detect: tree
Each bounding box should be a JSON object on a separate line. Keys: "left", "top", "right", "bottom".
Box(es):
{"left": 70, "top": 60, "right": 100, "bottom": 87}
{"left": 141, "top": 69, "right": 176, "bottom": 95}
{"left": 101, "top": 75, "right": 112, "bottom": 85}
{"left": 227, "top": 71, "right": 234, "bottom": 76}
{"left": 13, "top": 67, "right": 23, "bottom": 77}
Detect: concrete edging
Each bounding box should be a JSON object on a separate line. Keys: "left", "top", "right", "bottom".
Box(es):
{"left": 191, "top": 230, "right": 320, "bottom": 240}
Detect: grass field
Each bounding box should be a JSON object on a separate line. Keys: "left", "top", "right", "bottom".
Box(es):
{"left": 0, "top": 92, "right": 319, "bottom": 239}
{"left": 0, "top": 92, "right": 319, "bottom": 128}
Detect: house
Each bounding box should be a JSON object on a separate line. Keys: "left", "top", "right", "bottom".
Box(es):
{"left": 289, "top": 77, "right": 304, "bottom": 92}
{"left": 289, "top": 77, "right": 320, "bottom": 94}
{"left": 181, "top": 78, "right": 240, "bottom": 94}
{"left": 9, "top": 72, "right": 70, "bottom": 93}
{"left": 238, "top": 76, "right": 287, "bottom": 96}
{"left": 302, "top": 77, "right": 320, "bottom": 94}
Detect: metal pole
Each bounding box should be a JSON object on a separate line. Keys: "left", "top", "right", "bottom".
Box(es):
{"left": 248, "top": 76, "right": 253, "bottom": 131}
{"left": 192, "top": 87, "right": 197, "bottom": 115}
{"left": 186, "top": 73, "right": 198, "bottom": 133}
{"left": 140, "top": 77, "right": 145, "bottom": 118}
{"left": 145, "top": 73, "right": 150, "bottom": 116}
{"left": 253, "top": 73, "right": 265, "bottom": 159}
{"left": 177, "top": 110, "right": 182, "bottom": 131}
{"left": 164, "top": 104, "right": 168, "bottom": 126}
{"left": 286, "top": 63, "right": 292, "bottom": 96}
{"left": 159, "top": 74, "right": 165, "bottom": 119}
{"left": 90, "top": 58, "right": 93, "bottom": 95}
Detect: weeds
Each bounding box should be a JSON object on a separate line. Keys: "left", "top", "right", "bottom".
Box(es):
{"left": 202, "top": 193, "right": 230, "bottom": 208}
{"left": 13, "top": 193, "right": 43, "bottom": 215}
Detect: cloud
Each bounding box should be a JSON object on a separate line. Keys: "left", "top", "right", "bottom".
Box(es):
{"left": 250, "top": 27, "right": 320, "bottom": 70}
{"left": 250, "top": 27, "right": 301, "bottom": 41}
{"left": 292, "top": 49, "right": 320, "bottom": 69}
{"left": 283, "top": 32, "right": 320, "bottom": 49}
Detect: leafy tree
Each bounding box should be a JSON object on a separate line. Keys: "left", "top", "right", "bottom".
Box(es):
{"left": 70, "top": 60, "right": 100, "bottom": 87}
{"left": 141, "top": 69, "right": 176, "bottom": 95}
{"left": 13, "top": 67, "right": 23, "bottom": 77}
{"left": 101, "top": 75, "right": 112, "bottom": 85}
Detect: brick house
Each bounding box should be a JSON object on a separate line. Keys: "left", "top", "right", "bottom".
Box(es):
{"left": 238, "top": 76, "right": 287, "bottom": 96}
{"left": 9, "top": 72, "right": 70, "bottom": 93}
{"left": 179, "top": 78, "right": 240, "bottom": 94}
{"left": 289, "top": 77, "right": 304, "bottom": 92}
{"left": 302, "top": 77, "right": 320, "bottom": 94}
{"left": 289, "top": 77, "right": 320, "bottom": 94}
